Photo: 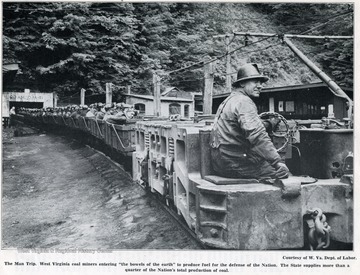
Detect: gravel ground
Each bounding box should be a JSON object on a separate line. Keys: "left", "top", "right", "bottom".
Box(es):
{"left": 2, "top": 127, "right": 202, "bottom": 250}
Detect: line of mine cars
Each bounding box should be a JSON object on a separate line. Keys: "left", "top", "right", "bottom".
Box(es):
{"left": 15, "top": 110, "right": 353, "bottom": 250}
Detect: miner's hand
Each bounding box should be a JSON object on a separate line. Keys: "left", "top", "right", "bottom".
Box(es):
{"left": 274, "top": 162, "right": 289, "bottom": 179}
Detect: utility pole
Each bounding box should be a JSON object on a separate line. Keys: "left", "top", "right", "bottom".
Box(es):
{"left": 213, "top": 33, "right": 234, "bottom": 94}
{"left": 225, "top": 34, "right": 232, "bottom": 95}
{"left": 153, "top": 72, "right": 161, "bottom": 116}
{"left": 80, "top": 88, "right": 86, "bottom": 106}
{"left": 53, "top": 92, "right": 58, "bottom": 108}
{"left": 105, "top": 83, "right": 112, "bottom": 105}
{"left": 203, "top": 62, "right": 214, "bottom": 115}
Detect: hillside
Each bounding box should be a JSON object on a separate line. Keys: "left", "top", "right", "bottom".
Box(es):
{"left": 2, "top": 3, "right": 352, "bottom": 98}
{"left": 208, "top": 4, "right": 352, "bottom": 94}
{"left": 208, "top": 4, "right": 321, "bottom": 94}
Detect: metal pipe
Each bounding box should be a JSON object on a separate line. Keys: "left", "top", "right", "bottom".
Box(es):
{"left": 232, "top": 31, "right": 353, "bottom": 40}
{"left": 233, "top": 32, "right": 276, "bottom": 37}
{"left": 283, "top": 37, "right": 353, "bottom": 122}
{"left": 285, "top": 34, "right": 353, "bottom": 40}
{"left": 283, "top": 38, "right": 351, "bottom": 102}
{"left": 225, "top": 35, "right": 232, "bottom": 94}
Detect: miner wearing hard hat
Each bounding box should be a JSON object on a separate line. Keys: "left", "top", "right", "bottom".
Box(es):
{"left": 210, "top": 63, "right": 289, "bottom": 180}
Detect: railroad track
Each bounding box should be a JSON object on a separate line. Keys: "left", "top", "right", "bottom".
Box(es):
{"left": 150, "top": 192, "right": 207, "bottom": 250}
{"left": 83, "top": 143, "right": 206, "bottom": 249}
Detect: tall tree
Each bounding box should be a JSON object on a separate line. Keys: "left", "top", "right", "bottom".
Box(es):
{"left": 3, "top": 2, "right": 353, "bottom": 100}
{"left": 3, "top": 2, "right": 140, "bottom": 97}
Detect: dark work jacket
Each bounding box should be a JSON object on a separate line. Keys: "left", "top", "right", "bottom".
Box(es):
{"left": 210, "top": 91, "right": 281, "bottom": 167}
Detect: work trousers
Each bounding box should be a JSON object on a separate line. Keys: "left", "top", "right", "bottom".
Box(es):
{"left": 211, "top": 146, "right": 277, "bottom": 180}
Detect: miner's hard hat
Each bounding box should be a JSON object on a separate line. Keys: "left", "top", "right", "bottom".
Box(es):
{"left": 232, "top": 63, "right": 269, "bottom": 87}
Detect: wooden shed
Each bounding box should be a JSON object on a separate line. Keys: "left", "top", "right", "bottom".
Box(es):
{"left": 212, "top": 82, "right": 352, "bottom": 120}
{"left": 123, "top": 87, "right": 195, "bottom": 118}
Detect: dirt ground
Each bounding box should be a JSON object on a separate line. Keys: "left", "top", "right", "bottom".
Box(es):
{"left": 1, "top": 127, "right": 202, "bottom": 250}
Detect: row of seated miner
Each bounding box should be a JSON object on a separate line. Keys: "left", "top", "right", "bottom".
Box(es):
{"left": 38, "top": 114, "right": 137, "bottom": 153}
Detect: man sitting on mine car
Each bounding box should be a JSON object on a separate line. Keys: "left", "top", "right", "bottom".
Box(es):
{"left": 210, "top": 63, "right": 289, "bottom": 180}
{"left": 103, "top": 103, "right": 137, "bottom": 124}
{"left": 95, "top": 103, "right": 107, "bottom": 120}
{"left": 86, "top": 104, "right": 97, "bottom": 118}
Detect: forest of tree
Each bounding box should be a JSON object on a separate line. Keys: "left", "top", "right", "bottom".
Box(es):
{"left": 2, "top": 2, "right": 353, "bottom": 101}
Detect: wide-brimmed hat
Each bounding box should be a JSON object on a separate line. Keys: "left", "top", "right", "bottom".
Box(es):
{"left": 232, "top": 63, "right": 269, "bottom": 87}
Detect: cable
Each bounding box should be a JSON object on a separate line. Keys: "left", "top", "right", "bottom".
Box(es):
{"left": 165, "top": 27, "right": 352, "bottom": 80}
{"left": 290, "top": 144, "right": 301, "bottom": 158}
{"left": 60, "top": 91, "right": 80, "bottom": 99}
{"left": 216, "top": 45, "right": 338, "bottom": 79}
{"left": 317, "top": 56, "right": 353, "bottom": 66}
{"left": 218, "top": 41, "right": 284, "bottom": 76}
{"left": 269, "top": 11, "right": 353, "bottom": 32}
{"left": 166, "top": 35, "right": 276, "bottom": 76}
{"left": 166, "top": 40, "right": 352, "bottom": 84}
{"left": 259, "top": 46, "right": 326, "bottom": 67}
{"left": 299, "top": 11, "right": 352, "bottom": 35}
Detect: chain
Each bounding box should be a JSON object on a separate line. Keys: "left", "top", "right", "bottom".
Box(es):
{"left": 305, "top": 208, "right": 331, "bottom": 250}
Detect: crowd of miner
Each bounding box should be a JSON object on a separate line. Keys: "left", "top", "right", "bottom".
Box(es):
{"left": 17, "top": 102, "right": 139, "bottom": 125}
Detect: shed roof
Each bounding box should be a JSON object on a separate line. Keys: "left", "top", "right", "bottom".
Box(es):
{"left": 212, "top": 82, "right": 353, "bottom": 99}
{"left": 3, "top": 63, "right": 20, "bottom": 87}
{"left": 125, "top": 93, "right": 193, "bottom": 102}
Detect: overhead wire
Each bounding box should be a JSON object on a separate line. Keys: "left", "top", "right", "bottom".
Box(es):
{"left": 316, "top": 55, "right": 353, "bottom": 66}
{"left": 269, "top": 10, "right": 353, "bottom": 32}
{"left": 219, "top": 41, "right": 285, "bottom": 76}
{"left": 166, "top": 39, "right": 353, "bottom": 86}
{"left": 167, "top": 41, "right": 284, "bottom": 85}
{"left": 163, "top": 11, "right": 352, "bottom": 81}
{"left": 60, "top": 91, "right": 80, "bottom": 100}
{"left": 298, "top": 11, "right": 352, "bottom": 35}
{"left": 260, "top": 48, "right": 325, "bottom": 67}
{"left": 174, "top": 43, "right": 351, "bottom": 86}
{"left": 165, "top": 35, "right": 277, "bottom": 77}
{"left": 165, "top": 43, "right": 281, "bottom": 83}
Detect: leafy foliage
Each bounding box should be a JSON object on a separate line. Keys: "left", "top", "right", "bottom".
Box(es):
{"left": 253, "top": 3, "right": 353, "bottom": 87}
{"left": 3, "top": 3, "right": 353, "bottom": 100}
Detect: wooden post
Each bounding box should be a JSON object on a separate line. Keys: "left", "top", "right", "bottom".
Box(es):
{"left": 105, "top": 83, "right": 112, "bottom": 105}
{"left": 53, "top": 92, "right": 58, "bottom": 108}
{"left": 203, "top": 62, "right": 214, "bottom": 115}
{"left": 225, "top": 34, "right": 232, "bottom": 95}
{"left": 80, "top": 88, "right": 86, "bottom": 106}
{"left": 127, "top": 85, "right": 131, "bottom": 95}
{"left": 153, "top": 73, "right": 161, "bottom": 116}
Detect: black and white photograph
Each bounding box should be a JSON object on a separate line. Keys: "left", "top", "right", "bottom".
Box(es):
{"left": 1, "top": 0, "right": 358, "bottom": 274}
